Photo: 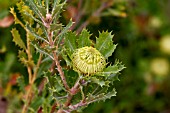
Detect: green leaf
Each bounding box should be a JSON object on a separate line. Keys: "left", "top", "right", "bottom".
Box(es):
{"left": 64, "top": 69, "right": 78, "bottom": 87}
{"left": 50, "top": 23, "right": 63, "bottom": 31}
{"left": 52, "top": 1, "right": 66, "bottom": 20}
{"left": 52, "top": 0, "right": 61, "bottom": 14}
{"left": 11, "top": 28, "right": 26, "bottom": 50}
{"left": 17, "top": 1, "right": 35, "bottom": 25}
{"left": 10, "top": 7, "right": 25, "bottom": 28}
{"left": 93, "top": 87, "right": 108, "bottom": 96}
{"left": 42, "top": 26, "right": 49, "bottom": 39}
{"left": 24, "top": 11, "right": 43, "bottom": 25}
{"left": 61, "top": 50, "right": 72, "bottom": 66}
{"left": 26, "top": 25, "right": 49, "bottom": 43}
{"left": 17, "top": 76, "right": 26, "bottom": 92}
{"left": 56, "top": 20, "right": 73, "bottom": 45}
{"left": 31, "top": 42, "right": 53, "bottom": 59}
{"left": 24, "top": 0, "right": 43, "bottom": 21}
{"left": 103, "top": 60, "right": 125, "bottom": 76}
{"left": 94, "top": 31, "right": 116, "bottom": 59}
{"left": 18, "top": 50, "right": 28, "bottom": 66}
{"left": 29, "top": 96, "right": 44, "bottom": 111}
{"left": 90, "top": 77, "right": 107, "bottom": 87}
{"left": 64, "top": 31, "right": 77, "bottom": 57}
{"left": 4, "top": 53, "right": 15, "bottom": 73}
{"left": 45, "top": 72, "right": 67, "bottom": 100}
{"left": 86, "top": 88, "right": 116, "bottom": 104}
{"left": 77, "top": 29, "right": 92, "bottom": 48}
{"left": 37, "top": 0, "right": 42, "bottom": 5}
{"left": 45, "top": 0, "right": 49, "bottom": 14}
{"left": 37, "top": 5, "right": 46, "bottom": 17}
{"left": 45, "top": 72, "right": 65, "bottom": 92}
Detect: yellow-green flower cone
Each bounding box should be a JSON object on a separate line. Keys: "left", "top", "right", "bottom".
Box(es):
{"left": 71, "top": 46, "right": 106, "bottom": 75}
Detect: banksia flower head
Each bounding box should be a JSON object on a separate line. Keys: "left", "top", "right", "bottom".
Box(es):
{"left": 71, "top": 46, "right": 106, "bottom": 75}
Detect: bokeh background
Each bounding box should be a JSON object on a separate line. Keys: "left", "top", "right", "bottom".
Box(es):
{"left": 1, "top": 0, "right": 170, "bottom": 113}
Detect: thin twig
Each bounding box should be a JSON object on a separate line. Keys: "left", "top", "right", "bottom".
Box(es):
{"left": 76, "top": 1, "right": 113, "bottom": 34}
{"left": 51, "top": 103, "right": 58, "bottom": 113}
{"left": 26, "top": 37, "right": 33, "bottom": 84}
{"left": 76, "top": 20, "right": 89, "bottom": 34}
{"left": 22, "top": 48, "right": 42, "bottom": 113}
{"left": 22, "top": 34, "right": 33, "bottom": 113}
{"left": 70, "top": 0, "right": 84, "bottom": 31}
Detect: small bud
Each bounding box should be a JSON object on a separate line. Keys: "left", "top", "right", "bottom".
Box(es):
{"left": 80, "top": 79, "right": 87, "bottom": 86}
{"left": 44, "top": 13, "right": 52, "bottom": 28}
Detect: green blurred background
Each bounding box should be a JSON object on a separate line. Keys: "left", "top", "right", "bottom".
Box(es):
{"left": 1, "top": 0, "right": 170, "bottom": 113}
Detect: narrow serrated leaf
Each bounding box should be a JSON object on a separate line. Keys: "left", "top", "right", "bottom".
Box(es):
{"left": 26, "top": 25, "right": 49, "bottom": 43}
{"left": 37, "top": 0, "right": 42, "bottom": 5}
{"left": 16, "top": 1, "right": 34, "bottom": 25}
{"left": 103, "top": 61, "right": 125, "bottom": 75}
{"left": 31, "top": 42, "right": 53, "bottom": 59}
{"left": 30, "top": 96, "right": 44, "bottom": 111}
{"left": 87, "top": 88, "right": 116, "bottom": 104}
{"left": 10, "top": 7, "right": 25, "bottom": 28}
{"left": 37, "top": 5, "right": 46, "bottom": 17}
{"left": 52, "top": 1, "right": 65, "bottom": 19}
{"left": 42, "top": 26, "right": 49, "bottom": 39}
{"left": 17, "top": 76, "right": 26, "bottom": 92}
{"left": 52, "top": 0, "right": 61, "bottom": 13}
{"left": 45, "top": 0, "right": 49, "bottom": 14}
{"left": 24, "top": 11, "right": 43, "bottom": 25}
{"left": 11, "top": 28, "right": 26, "bottom": 50}
{"left": 25, "top": 0, "right": 43, "bottom": 21}
{"left": 18, "top": 50, "right": 28, "bottom": 65}
{"left": 77, "top": 29, "right": 92, "bottom": 48}
{"left": 93, "top": 87, "right": 108, "bottom": 96}
{"left": 50, "top": 23, "right": 63, "bottom": 31}
{"left": 56, "top": 20, "right": 73, "bottom": 45}
{"left": 45, "top": 71, "right": 67, "bottom": 95}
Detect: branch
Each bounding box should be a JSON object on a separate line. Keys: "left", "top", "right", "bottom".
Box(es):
{"left": 64, "top": 77, "right": 81, "bottom": 107}
{"left": 67, "top": 101, "right": 87, "bottom": 112}
{"left": 22, "top": 52, "right": 42, "bottom": 113}
{"left": 22, "top": 34, "right": 33, "bottom": 113}
{"left": 53, "top": 51, "right": 70, "bottom": 91}
{"left": 56, "top": 77, "right": 81, "bottom": 113}
{"left": 45, "top": 14, "right": 70, "bottom": 91}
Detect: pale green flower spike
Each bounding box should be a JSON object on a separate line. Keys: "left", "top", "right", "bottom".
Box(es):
{"left": 71, "top": 46, "right": 106, "bottom": 75}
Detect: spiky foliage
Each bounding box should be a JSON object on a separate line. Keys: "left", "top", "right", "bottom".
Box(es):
{"left": 10, "top": 0, "right": 125, "bottom": 112}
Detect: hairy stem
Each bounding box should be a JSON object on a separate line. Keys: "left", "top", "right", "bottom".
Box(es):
{"left": 53, "top": 51, "right": 70, "bottom": 91}
{"left": 45, "top": 15, "right": 70, "bottom": 91}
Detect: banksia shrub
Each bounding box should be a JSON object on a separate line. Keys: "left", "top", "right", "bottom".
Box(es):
{"left": 10, "top": 0, "right": 125, "bottom": 112}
